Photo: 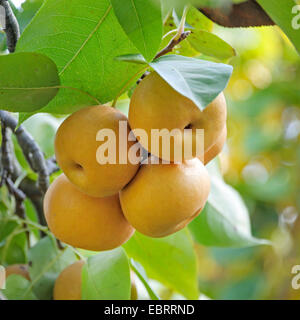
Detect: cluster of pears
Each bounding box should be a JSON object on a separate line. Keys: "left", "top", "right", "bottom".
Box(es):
{"left": 44, "top": 72, "right": 227, "bottom": 251}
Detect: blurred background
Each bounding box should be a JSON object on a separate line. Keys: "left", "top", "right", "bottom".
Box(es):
{"left": 197, "top": 24, "right": 300, "bottom": 300}
{"left": 1, "top": 0, "right": 300, "bottom": 300}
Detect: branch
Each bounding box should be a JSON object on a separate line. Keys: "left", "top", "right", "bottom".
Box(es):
{"left": 199, "top": 0, "right": 274, "bottom": 28}
{"left": 5, "top": 133, "right": 47, "bottom": 227}
{"left": 137, "top": 9, "right": 191, "bottom": 85}
{"left": 155, "top": 31, "right": 191, "bottom": 60}
{"left": 0, "top": 111, "right": 59, "bottom": 228}
{"left": 0, "top": 111, "right": 58, "bottom": 193}
{"left": 0, "top": 121, "right": 13, "bottom": 186}
{"left": 0, "top": 0, "right": 20, "bottom": 52}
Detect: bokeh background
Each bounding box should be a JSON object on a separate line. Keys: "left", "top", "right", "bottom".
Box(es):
{"left": 1, "top": 0, "right": 300, "bottom": 300}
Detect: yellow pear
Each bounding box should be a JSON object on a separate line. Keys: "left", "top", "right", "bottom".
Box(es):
{"left": 54, "top": 260, "right": 138, "bottom": 300}
{"left": 54, "top": 260, "right": 84, "bottom": 300}
{"left": 55, "top": 105, "right": 140, "bottom": 198}
{"left": 120, "top": 156, "right": 210, "bottom": 237}
{"left": 204, "top": 126, "right": 227, "bottom": 165}
{"left": 43, "top": 174, "right": 135, "bottom": 251}
{"left": 129, "top": 72, "right": 227, "bottom": 162}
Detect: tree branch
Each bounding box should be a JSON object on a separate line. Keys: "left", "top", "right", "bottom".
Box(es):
{"left": 199, "top": 0, "right": 274, "bottom": 28}
{"left": 155, "top": 31, "right": 191, "bottom": 60}
{"left": 0, "top": 111, "right": 59, "bottom": 227}
{"left": 6, "top": 133, "right": 47, "bottom": 227}
{"left": 0, "top": 0, "right": 20, "bottom": 52}
{"left": 137, "top": 30, "right": 191, "bottom": 85}
{"left": 0, "top": 111, "right": 58, "bottom": 193}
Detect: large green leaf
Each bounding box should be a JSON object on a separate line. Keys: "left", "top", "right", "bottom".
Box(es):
{"left": 111, "top": 0, "right": 163, "bottom": 61}
{"left": 2, "top": 275, "right": 37, "bottom": 300}
{"left": 81, "top": 248, "right": 131, "bottom": 300}
{"left": 189, "top": 175, "right": 271, "bottom": 247}
{"left": 257, "top": 0, "right": 300, "bottom": 55}
{"left": 0, "top": 231, "right": 27, "bottom": 265}
{"left": 123, "top": 229, "right": 199, "bottom": 300}
{"left": 17, "top": 0, "right": 146, "bottom": 114}
{"left": 150, "top": 54, "right": 233, "bottom": 110}
{"left": 27, "top": 237, "right": 77, "bottom": 300}
{"left": 0, "top": 52, "right": 60, "bottom": 112}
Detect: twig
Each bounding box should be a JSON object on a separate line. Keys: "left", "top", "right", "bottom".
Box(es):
{"left": 137, "top": 6, "right": 190, "bottom": 85}
{"left": 46, "top": 156, "right": 60, "bottom": 176}
{"left": 0, "top": 122, "right": 13, "bottom": 186}
{"left": 0, "top": 111, "right": 59, "bottom": 229}
{"left": 6, "top": 177, "right": 26, "bottom": 219}
{"left": 0, "top": 111, "right": 58, "bottom": 193}
{"left": 154, "top": 31, "right": 191, "bottom": 60}
{"left": 8, "top": 138, "right": 47, "bottom": 229}
{"left": 0, "top": 118, "right": 29, "bottom": 242}
{"left": 199, "top": 0, "right": 274, "bottom": 28}
{"left": 0, "top": 120, "right": 25, "bottom": 220}
{"left": 0, "top": 0, "right": 20, "bottom": 52}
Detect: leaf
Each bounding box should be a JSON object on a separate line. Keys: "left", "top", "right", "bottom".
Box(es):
{"left": 0, "top": 215, "right": 18, "bottom": 243}
{"left": 188, "top": 176, "right": 271, "bottom": 247}
{"left": 81, "top": 248, "right": 131, "bottom": 300}
{"left": 186, "top": 5, "right": 213, "bottom": 31}
{"left": 130, "top": 259, "right": 160, "bottom": 300}
{"left": 123, "top": 229, "right": 199, "bottom": 299}
{"left": 0, "top": 52, "right": 60, "bottom": 112}
{"left": 28, "top": 237, "right": 77, "bottom": 300}
{"left": 17, "top": 0, "right": 44, "bottom": 32}
{"left": 0, "top": 231, "right": 27, "bottom": 265}
{"left": 150, "top": 54, "right": 233, "bottom": 110}
{"left": 257, "top": 0, "right": 300, "bottom": 55}
{"left": 22, "top": 114, "right": 62, "bottom": 157}
{"left": 17, "top": 0, "right": 146, "bottom": 114}
{"left": 2, "top": 275, "right": 37, "bottom": 300}
{"left": 116, "top": 54, "right": 147, "bottom": 64}
{"left": 161, "top": 14, "right": 199, "bottom": 57}
{"left": 188, "top": 30, "right": 236, "bottom": 60}
{"left": 111, "top": 0, "right": 163, "bottom": 61}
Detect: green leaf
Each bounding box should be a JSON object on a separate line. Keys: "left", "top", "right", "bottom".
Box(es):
{"left": 28, "top": 237, "right": 77, "bottom": 300}
{"left": 130, "top": 259, "right": 160, "bottom": 300}
{"left": 17, "top": 0, "right": 146, "bottom": 114}
{"left": 123, "top": 229, "right": 199, "bottom": 300}
{"left": 111, "top": 0, "right": 163, "bottom": 61}
{"left": 17, "top": 0, "right": 44, "bottom": 32}
{"left": 257, "top": 0, "right": 300, "bottom": 55}
{"left": 116, "top": 54, "right": 147, "bottom": 64}
{"left": 0, "top": 231, "right": 27, "bottom": 265}
{"left": 22, "top": 114, "right": 62, "bottom": 157}
{"left": 0, "top": 52, "right": 60, "bottom": 112}
{"left": 189, "top": 176, "right": 271, "bottom": 247}
{"left": 161, "top": 14, "right": 199, "bottom": 57}
{"left": 0, "top": 215, "right": 18, "bottom": 243}
{"left": 150, "top": 54, "right": 233, "bottom": 110}
{"left": 81, "top": 248, "right": 131, "bottom": 300}
{"left": 188, "top": 30, "right": 236, "bottom": 60}
{"left": 186, "top": 6, "right": 213, "bottom": 31}
{"left": 2, "top": 275, "right": 37, "bottom": 300}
